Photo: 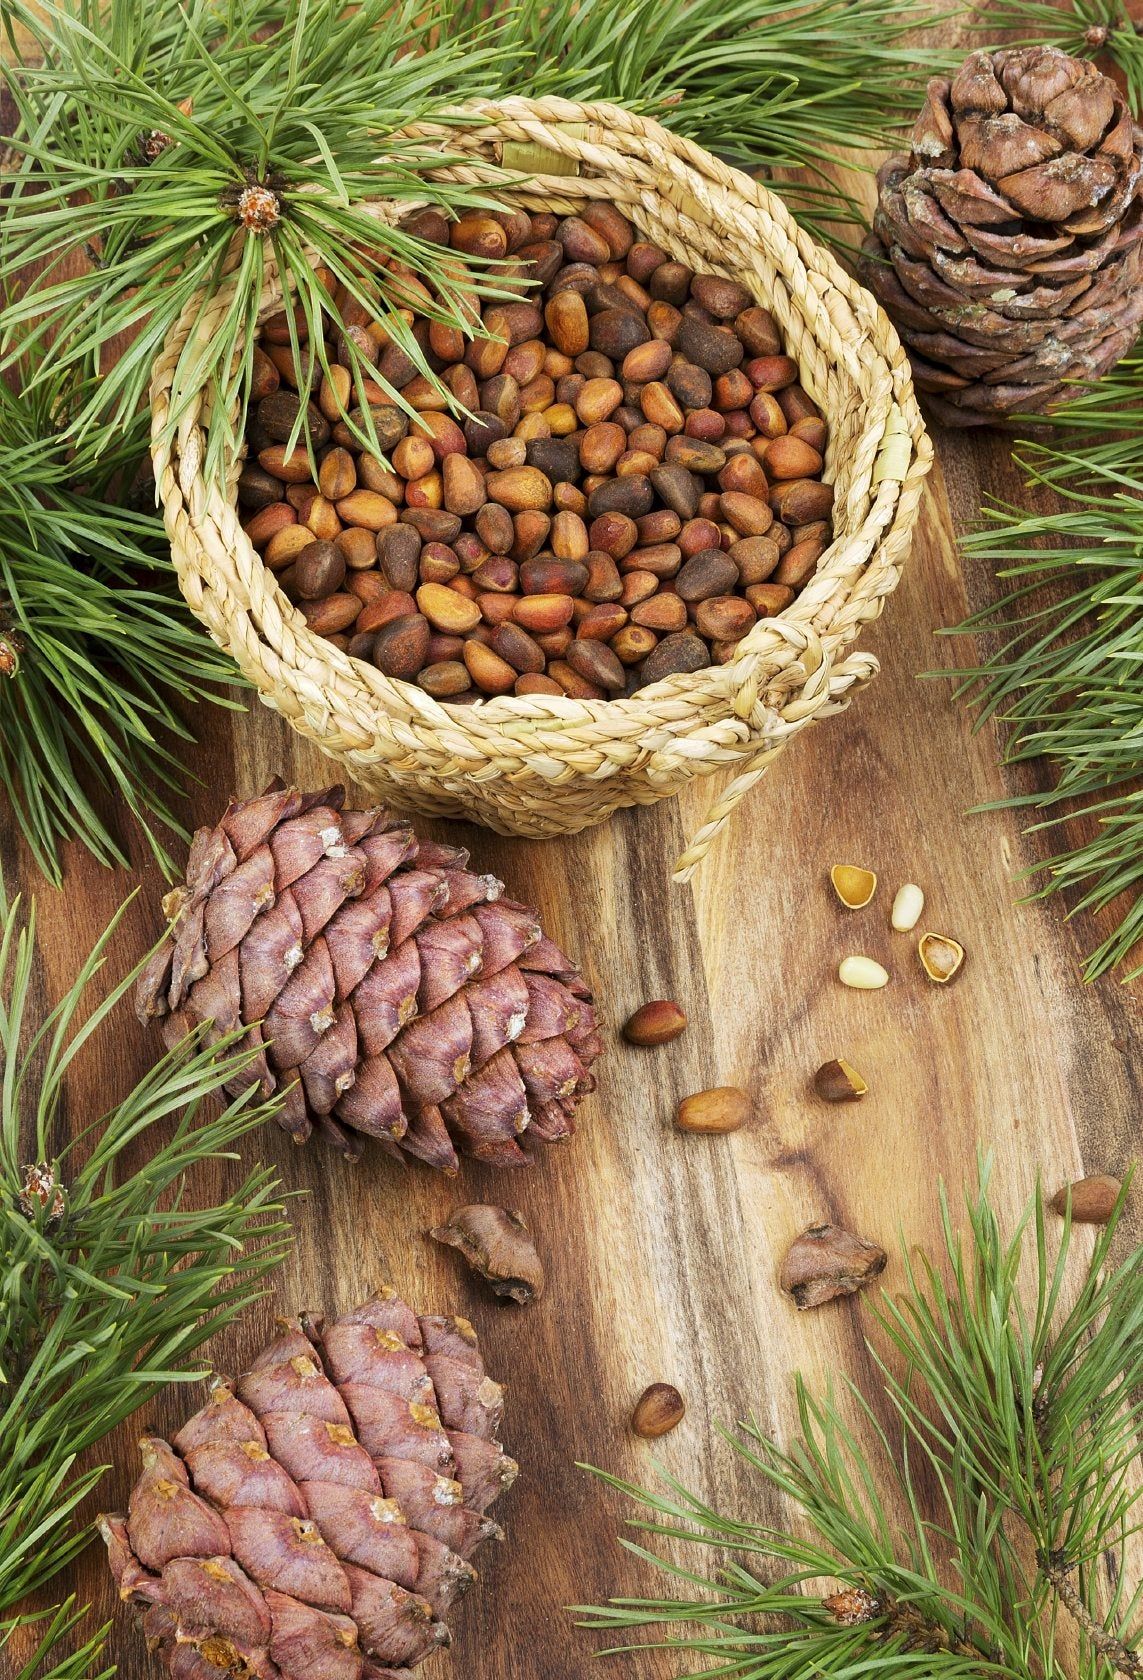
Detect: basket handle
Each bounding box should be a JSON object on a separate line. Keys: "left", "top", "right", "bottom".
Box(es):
{"left": 672, "top": 641, "right": 878, "bottom": 882}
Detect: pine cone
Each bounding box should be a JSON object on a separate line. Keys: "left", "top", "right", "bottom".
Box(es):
{"left": 137, "top": 783, "right": 601, "bottom": 1171}
{"left": 858, "top": 46, "right": 1143, "bottom": 425}
{"left": 100, "top": 1290, "right": 514, "bottom": 1680}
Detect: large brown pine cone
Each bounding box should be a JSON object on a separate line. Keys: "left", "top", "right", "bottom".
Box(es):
{"left": 101, "top": 1290, "right": 514, "bottom": 1680}
{"left": 858, "top": 46, "right": 1143, "bottom": 425}
{"left": 137, "top": 783, "right": 601, "bottom": 1171}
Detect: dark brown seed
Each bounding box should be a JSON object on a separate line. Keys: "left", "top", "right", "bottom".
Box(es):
{"left": 520, "top": 557, "right": 589, "bottom": 597}
{"left": 577, "top": 603, "right": 628, "bottom": 641}
{"left": 418, "top": 660, "right": 472, "bottom": 699}
{"left": 647, "top": 261, "right": 692, "bottom": 305}
{"left": 376, "top": 525, "right": 422, "bottom": 593}
{"left": 694, "top": 595, "right": 757, "bottom": 642}
{"left": 648, "top": 463, "right": 700, "bottom": 521}
{"left": 676, "top": 549, "right": 739, "bottom": 603}
{"left": 294, "top": 540, "right": 346, "bottom": 601}
{"left": 238, "top": 465, "right": 286, "bottom": 511}
{"left": 637, "top": 632, "right": 711, "bottom": 687}
{"left": 730, "top": 535, "right": 781, "bottom": 585}
{"left": 625, "top": 542, "right": 682, "bottom": 580}
{"left": 590, "top": 308, "right": 651, "bottom": 360}
{"left": 663, "top": 437, "right": 727, "bottom": 475}
{"left": 588, "top": 476, "right": 654, "bottom": 520}
{"left": 372, "top": 613, "right": 431, "bottom": 680}
{"left": 583, "top": 551, "right": 623, "bottom": 602}
{"left": 630, "top": 594, "right": 688, "bottom": 633}
{"left": 567, "top": 638, "right": 625, "bottom": 691}
{"left": 472, "top": 554, "right": 519, "bottom": 594}
{"left": 676, "top": 315, "right": 745, "bottom": 376}
{"left": 556, "top": 216, "right": 612, "bottom": 265}
{"left": 475, "top": 502, "right": 515, "bottom": 555}
{"left": 517, "top": 240, "right": 564, "bottom": 285}
{"left": 691, "top": 274, "right": 752, "bottom": 319}
{"left": 526, "top": 437, "right": 580, "bottom": 484}
{"left": 257, "top": 391, "right": 330, "bottom": 448}
{"left": 667, "top": 360, "right": 713, "bottom": 409}
{"left": 491, "top": 621, "right": 546, "bottom": 674}
{"left": 401, "top": 507, "right": 463, "bottom": 544}
{"left": 734, "top": 307, "right": 782, "bottom": 356}
{"left": 627, "top": 241, "right": 667, "bottom": 283}
{"left": 582, "top": 201, "right": 634, "bottom": 259}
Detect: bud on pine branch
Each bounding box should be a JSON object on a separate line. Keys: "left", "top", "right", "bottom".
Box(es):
{"left": 0, "top": 614, "right": 21, "bottom": 678}
{"left": 17, "top": 1163, "right": 66, "bottom": 1223}
{"left": 221, "top": 171, "right": 284, "bottom": 233}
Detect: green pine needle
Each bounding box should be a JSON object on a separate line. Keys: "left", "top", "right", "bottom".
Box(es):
{"left": 0, "top": 372, "right": 241, "bottom": 884}
{"left": 939, "top": 346, "right": 1143, "bottom": 982}
{"left": 577, "top": 1161, "right": 1143, "bottom": 1680}
{"left": 0, "top": 885, "right": 292, "bottom": 1627}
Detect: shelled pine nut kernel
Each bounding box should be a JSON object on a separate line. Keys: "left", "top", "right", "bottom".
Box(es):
{"left": 239, "top": 202, "right": 834, "bottom": 703}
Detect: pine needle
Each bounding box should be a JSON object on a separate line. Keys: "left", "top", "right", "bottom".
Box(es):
{"left": 0, "top": 887, "right": 291, "bottom": 1636}
{"left": 0, "top": 373, "right": 241, "bottom": 883}
{"left": 938, "top": 347, "right": 1143, "bottom": 981}
{"left": 0, "top": 0, "right": 949, "bottom": 477}
{"left": 577, "top": 1161, "right": 1143, "bottom": 1680}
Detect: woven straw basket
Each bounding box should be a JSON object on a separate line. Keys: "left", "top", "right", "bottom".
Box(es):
{"left": 153, "top": 98, "right": 931, "bottom": 878}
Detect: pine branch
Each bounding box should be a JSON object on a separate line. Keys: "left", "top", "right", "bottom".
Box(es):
{"left": 577, "top": 1163, "right": 1143, "bottom": 1680}
{"left": 938, "top": 345, "right": 1143, "bottom": 981}
{"left": 1, "top": 0, "right": 947, "bottom": 478}
{"left": 989, "top": 0, "right": 1143, "bottom": 113}
{"left": 0, "top": 885, "right": 292, "bottom": 1620}
{"left": 0, "top": 372, "right": 241, "bottom": 883}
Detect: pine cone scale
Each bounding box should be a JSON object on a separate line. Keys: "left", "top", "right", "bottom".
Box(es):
{"left": 102, "top": 1292, "right": 513, "bottom": 1678}
{"left": 141, "top": 782, "right": 599, "bottom": 1167}
{"left": 861, "top": 46, "right": 1143, "bottom": 423}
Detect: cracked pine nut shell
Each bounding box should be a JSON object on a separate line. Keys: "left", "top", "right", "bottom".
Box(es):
{"left": 623, "top": 999, "right": 687, "bottom": 1046}
{"left": 891, "top": 882, "right": 924, "bottom": 932}
{"left": 676, "top": 1087, "right": 750, "bottom": 1134}
{"left": 838, "top": 956, "right": 888, "bottom": 990}
{"left": 813, "top": 1059, "right": 867, "bottom": 1102}
{"left": 632, "top": 1383, "right": 686, "bottom": 1437}
{"left": 830, "top": 864, "right": 877, "bottom": 909}
{"left": 918, "top": 932, "right": 964, "bottom": 983}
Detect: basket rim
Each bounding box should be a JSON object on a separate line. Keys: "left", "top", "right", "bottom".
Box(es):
{"left": 153, "top": 95, "right": 931, "bottom": 752}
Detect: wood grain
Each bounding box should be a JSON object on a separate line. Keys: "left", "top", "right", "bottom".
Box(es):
{"left": 3, "top": 71, "right": 1142, "bottom": 1680}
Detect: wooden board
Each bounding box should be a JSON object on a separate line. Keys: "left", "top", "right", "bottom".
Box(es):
{"left": 3, "top": 114, "right": 1142, "bottom": 1680}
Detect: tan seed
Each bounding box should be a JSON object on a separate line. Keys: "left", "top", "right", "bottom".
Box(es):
{"left": 676, "top": 1087, "right": 750, "bottom": 1134}
{"left": 623, "top": 1000, "right": 687, "bottom": 1046}
{"left": 1049, "top": 1175, "right": 1123, "bottom": 1225}
{"left": 632, "top": 1383, "right": 686, "bottom": 1439}
{"left": 416, "top": 582, "right": 482, "bottom": 635}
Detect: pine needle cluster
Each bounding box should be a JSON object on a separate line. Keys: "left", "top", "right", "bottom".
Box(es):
{"left": 579, "top": 1165, "right": 1143, "bottom": 1679}
{"left": 941, "top": 348, "right": 1143, "bottom": 981}
{"left": 0, "top": 888, "right": 290, "bottom": 1671}
{"left": 0, "top": 372, "right": 240, "bottom": 883}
